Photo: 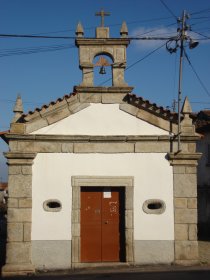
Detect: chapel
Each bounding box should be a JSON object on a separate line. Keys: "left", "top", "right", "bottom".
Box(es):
{"left": 1, "top": 11, "right": 201, "bottom": 275}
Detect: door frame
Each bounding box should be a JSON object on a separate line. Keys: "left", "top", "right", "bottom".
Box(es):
{"left": 71, "top": 176, "right": 134, "bottom": 267}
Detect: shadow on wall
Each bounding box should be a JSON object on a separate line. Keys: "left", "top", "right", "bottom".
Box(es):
{"left": 0, "top": 201, "right": 7, "bottom": 276}
{"left": 198, "top": 188, "right": 210, "bottom": 241}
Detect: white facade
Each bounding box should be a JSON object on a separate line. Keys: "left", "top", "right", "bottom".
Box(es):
{"left": 32, "top": 153, "right": 174, "bottom": 241}
{"left": 30, "top": 103, "right": 174, "bottom": 268}
{"left": 32, "top": 104, "right": 169, "bottom": 135}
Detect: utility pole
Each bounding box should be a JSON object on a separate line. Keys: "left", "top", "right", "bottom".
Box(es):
{"left": 166, "top": 10, "right": 198, "bottom": 153}
{"left": 172, "top": 99, "right": 176, "bottom": 112}
{"left": 177, "top": 10, "right": 187, "bottom": 152}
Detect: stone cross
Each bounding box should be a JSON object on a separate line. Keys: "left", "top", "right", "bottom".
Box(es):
{"left": 95, "top": 9, "right": 110, "bottom": 27}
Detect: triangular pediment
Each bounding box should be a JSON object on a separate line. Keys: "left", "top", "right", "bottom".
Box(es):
{"left": 10, "top": 91, "right": 178, "bottom": 135}
{"left": 30, "top": 103, "right": 169, "bottom": 135}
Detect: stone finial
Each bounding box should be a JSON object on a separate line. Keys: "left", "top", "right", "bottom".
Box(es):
{"left": 120, "top": 21, "right": 128, "bottom": 37}
{"left": 181, "top": 96, "right": 194, "bottom": 134}
{"left": 11, "top": 94, "right": 23, "bottom": 123}
{"left": 181, "top": 96, "right": 192, "bottom": 114}
{"left": 75, "top": 22, "right": 84, "bottom": 37}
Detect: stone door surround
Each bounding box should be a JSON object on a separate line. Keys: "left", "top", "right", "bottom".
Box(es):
{"left": 71, "top": 176, "right": 134, "bottom": 267}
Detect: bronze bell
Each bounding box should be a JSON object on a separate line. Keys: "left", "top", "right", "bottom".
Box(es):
{"left": 99, "top": 66, "right": 106, "bottom": 75}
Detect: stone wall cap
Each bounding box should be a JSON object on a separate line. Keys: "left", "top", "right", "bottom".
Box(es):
{"left": 4, "top": 152, "right": 37, "bottom": 159}
{"left": 168, "top": 152, "right": 202, "bottom": 160}
{"left": 74, "top": 86, "right": 134, "bottom": 94}
{"left": 75, "top": 38, "right": 130, "bottom": 46}
{"left": 3, "top": 134, "right": 174, "bottom": 143}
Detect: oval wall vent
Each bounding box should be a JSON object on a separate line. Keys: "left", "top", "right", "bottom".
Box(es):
{"left": 43, "top": 199, "right": 62, "bottom": 212}
{"left": 143, "top": 199, "right": 166, "bottom": 214}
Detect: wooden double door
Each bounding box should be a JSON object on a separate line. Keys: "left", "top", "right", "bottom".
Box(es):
{"left": 80, "top": 187, "right": 125, "bottom": 262}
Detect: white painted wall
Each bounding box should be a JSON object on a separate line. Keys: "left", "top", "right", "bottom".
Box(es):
{"left": 32, "top": 104, "right": 169, "bottom": 135}
{"left": 32, "top": 153, "right": 174, "bottom": 241}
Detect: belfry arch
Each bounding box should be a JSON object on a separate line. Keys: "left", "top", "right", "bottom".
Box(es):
{"left": 75, "top": 16, "right": 132, "bottom": 88}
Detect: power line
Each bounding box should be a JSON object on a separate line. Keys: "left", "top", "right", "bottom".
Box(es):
{"left": 0, "top": 33, "right": 176, "bottom": 41}
{"left": 0, "top": 99, "right": 45, "bottom": 105}
{"left": 0, "top": 35, "right": 177, "bottom": 59}
{"left": 0, "top": 34, "right": 75, "bottom": 39}
{"left": 190, "top": 7, "right": 210, "bottom": 16}
{"left": 99, "top": 42, "right": 166, "bottom": 86}
{"left": 126, "top": 42, "right": 166, "bottom": 70}
{"left": 19, "top": 16, "right": 174, "bottom": 36}
{"left": 184, "top": 49, "right": 210, "bottom": 98}
{"left": 160, "top": 0, "right": 177, "bottom": 20}
{"left": 0, "top": 44, "right": 75, "bottom": 58}
{"left": 190, "top": 101, "right": 210, "bottom": 104}
{"left": 190, "top": 18, "right": 210, "bottom": 27}
{"left": 190, "top": 30, "right": 210, "bottom": 40}
{"left": 190, "top": 16, "right": 210, "bottom": 20}
{"left": 192, "top": 27, "right": 210, "bottom": 32}
{"left": 134, "top": 22, "right": 176, "bottom": 37}
{"left": 0, "top": 43, "right": 74, "bottom": 53}
{"left": 129, "top": 36, "right": 175, "bottom": 40}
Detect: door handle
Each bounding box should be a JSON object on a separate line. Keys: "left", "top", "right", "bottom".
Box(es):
{"left": 104, "top": 221, "right": 108, "bottom": 224}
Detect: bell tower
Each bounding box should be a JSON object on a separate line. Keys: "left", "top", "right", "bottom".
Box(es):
{"left": 74, "top": 10, "right": 133, "bottom": 94}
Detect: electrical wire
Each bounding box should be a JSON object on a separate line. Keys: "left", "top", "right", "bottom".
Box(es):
{"left": 0, "top": 35, "right": 179, "bottom": 58}
{"left": 190, "top": 7, "right": 210, "bottom": 16}
{"left": 127, "top": 42, "right": 166, "bottom": 70}
{"left": 0, "top": 44, "right": 76, "bottom": 58}
{"left": 0, "top": 99, "right": 45, "bottom": 105}
{"left": 190, "top": 16, "right": 210, "bottom": 20}
{"left": 0, "top": 34, "right": 75, "bottom": 39}
{"left": 99, "top": 42, "right": 166, "bottom": 86}
{"left": 0, "top": 33, "right": 177, "bottom": 41}
{"left": 0, "top": 43, "right": 74, "bottom": 53}
{"left": 190, "top": 18, "right": 210, "bottom": 27}
{"left": 193, "top": 27, "right": 210, "bottom": 32}
{"left": 190, "top": 30, "right": 210, "bottom": 40}
{"left": 190, "top": 101, "right": 210, "bottom": 104}
{"left": 184, "top": 49, "right": 210, "bottom": 98}
{"left": 160, "top": 0, "right": 177, "bottom": 20}
{"left": 139, "top": 31, "right": 177, "bottom": 37}
{"left": 134, "top": 22, "right": 176, "bottom": 37}
{"left": 24, "top": 16, "right": 174, "bottom": 36}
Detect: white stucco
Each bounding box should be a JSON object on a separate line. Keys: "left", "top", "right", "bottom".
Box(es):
{"left": 32, "top": 153, "right": 174, "bottom": 241}
{"left": 32, "top": 104, "right": 169, "bottom": 135}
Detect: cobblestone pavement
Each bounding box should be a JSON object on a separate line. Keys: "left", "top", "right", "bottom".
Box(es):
{"left": 199, "top": 241, "right": 210, "bottom": 264}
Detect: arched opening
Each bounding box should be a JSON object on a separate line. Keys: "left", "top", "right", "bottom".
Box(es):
{"left": 93, "top": 53, "right": 113, "bottom": 86}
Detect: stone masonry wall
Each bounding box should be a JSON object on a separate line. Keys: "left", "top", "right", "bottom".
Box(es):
{"left": 169, "top": 153, "right": 201, "bottom": 265}
{"left": 2, "top": 152, "right": 36, "bottom": 276}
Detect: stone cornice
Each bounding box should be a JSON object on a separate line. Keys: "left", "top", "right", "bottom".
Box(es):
{"left": 75, "top": 38, "right": 130, "bottom": 47}
{"left": 168, "top": 152, "right": 202, "bottom": 160}
{"left": 4, "top": 134, "right": 200, "bottom": 143}
{"left": 168, "top": 152, "right": 202, "bottom": 166}
{"left": 4, "top": 152, "right": 37, "bottom": 165}
{"left": 4, "top": 134, "right": 173, "bottom": 142}
{"left": 4, "top": 152, "right": 37, "bottom": 159}
{"left": 74, "top": 86, "right": 134, "bottom": 94}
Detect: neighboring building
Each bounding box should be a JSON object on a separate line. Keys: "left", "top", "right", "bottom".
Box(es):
{"left": 193, "top": 110, "right": 210, "bottom": 239}
{"left": 0, "top": 182, "right": 7, "bottom": 268}
{"left": 0, "top": 14, "right": 201, "bottom": 276}
{"left": 0, "top": 182, "right": 7, "bottom": 213}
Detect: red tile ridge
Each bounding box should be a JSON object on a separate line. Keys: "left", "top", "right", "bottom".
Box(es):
{"left": 23, "top": 91, "right": 77, "bottom": 117}
{"left": 126, "top": 93, "right": 178, "bottom": 121}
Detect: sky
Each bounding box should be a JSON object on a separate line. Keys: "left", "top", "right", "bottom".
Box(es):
{"left": 0, "top": 0, "right": 210, "bottom": 181}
